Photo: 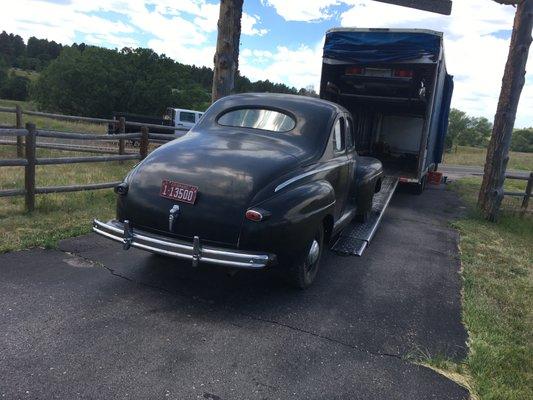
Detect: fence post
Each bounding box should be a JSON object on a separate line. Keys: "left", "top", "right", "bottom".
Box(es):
{"left": 16, "top": 105, "right": 23, "bottom": 157}
{"left": 118, "top": 116, "right": 125, "bottom": 163}
{"left": 24, "top": 123, "right": 36, "bottom": 212}
{"left": 521, "top": 172, "right": 533, "bottom": 215}
{"left": 140, "top": 126, "right": 149, "bottom": 160}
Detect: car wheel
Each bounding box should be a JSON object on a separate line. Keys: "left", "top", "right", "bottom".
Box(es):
{"left": 286, "top": 225, "right": 324, "bottom": 289}
{"left": 355, "top": 210, "right": 370, "bottom": 223}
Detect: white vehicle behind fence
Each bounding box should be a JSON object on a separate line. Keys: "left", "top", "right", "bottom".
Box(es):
{"left": 164, "top": 108, "right": 204, "bottom": 133}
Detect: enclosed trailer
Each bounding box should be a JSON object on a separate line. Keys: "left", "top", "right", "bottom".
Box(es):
{"left": 320, "top": 28, "right": 453, "bottom": 191}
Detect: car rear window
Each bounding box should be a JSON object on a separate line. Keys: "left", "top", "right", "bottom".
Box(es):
{"left": 218, "top": 108, "right": 295, "bottom": 132}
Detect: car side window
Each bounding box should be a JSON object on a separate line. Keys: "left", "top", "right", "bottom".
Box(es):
{"left": 345, "top": 116, "right": 355, "bottom": 151}
{"left": 333, "top": 117, "right": 345, "bottom": 153}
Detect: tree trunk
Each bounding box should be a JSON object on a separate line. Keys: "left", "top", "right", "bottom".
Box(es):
{"left": 211, "top": 0, "right": 243, "bottom": 103}
{"left": 478, "top": 0, "right": 532, "bottom": 221}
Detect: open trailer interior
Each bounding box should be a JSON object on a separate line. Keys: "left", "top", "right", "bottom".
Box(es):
{"left": 320, "top": 28, "right": 453, "bottom": 184}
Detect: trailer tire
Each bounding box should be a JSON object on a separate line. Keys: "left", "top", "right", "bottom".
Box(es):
{"left": 413, "top": 174, "right": 427, "bottom": 195}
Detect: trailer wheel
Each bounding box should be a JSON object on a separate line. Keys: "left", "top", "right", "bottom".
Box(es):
{"left": 413, "top": 174, "right": 427, "bottom": 195}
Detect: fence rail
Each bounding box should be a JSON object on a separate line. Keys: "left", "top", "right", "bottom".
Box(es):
{"left": 0, "top": 105, "right": 188, "bottom": 211}
{"left": 503, "top": 172, "right": 532, "bottom": 214}
{"left": 0, "top": 104, "right": 184, "bottom": 157}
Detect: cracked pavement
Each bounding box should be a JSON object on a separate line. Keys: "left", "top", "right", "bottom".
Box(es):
{"left": 0, "top": 186, "right": 468, "bottom": 399}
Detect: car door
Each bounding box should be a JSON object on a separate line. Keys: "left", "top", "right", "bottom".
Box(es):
{"left": 331, "top": 116, "right": 351, "bottom": 220}
{"left": 344, "top": 113, "right": 358, "bottom": 204}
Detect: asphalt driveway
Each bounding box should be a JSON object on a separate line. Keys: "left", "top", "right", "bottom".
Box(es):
{"left": 0, "top": 185, "right": 468, "bottom": 399}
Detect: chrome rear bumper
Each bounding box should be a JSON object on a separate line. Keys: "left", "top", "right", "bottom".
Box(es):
{"left": 92, "top": 219, "right": 275, "bottom": 269}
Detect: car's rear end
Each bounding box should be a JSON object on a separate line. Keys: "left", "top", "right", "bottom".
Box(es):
{"left": 94, "top": 94, "right": 339, "bottom": 276}
{"left": 320, "top": 28, "right": 453, "bottom": 185}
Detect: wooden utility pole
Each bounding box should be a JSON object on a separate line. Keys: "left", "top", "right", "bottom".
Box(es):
{"left": 478, "top": 0, "right": 533, "bottom": 221}
{"left": 211, "top": 0, "right": 243, "bottom": 103}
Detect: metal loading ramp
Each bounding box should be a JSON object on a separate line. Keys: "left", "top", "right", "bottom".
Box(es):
{"left": 332, "top": 176, "right": 399, "bottom": 256}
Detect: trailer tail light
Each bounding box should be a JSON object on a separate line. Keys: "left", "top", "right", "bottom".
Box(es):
{"left": 345, "top": 66, "right": 364, "bottom": 75}
{"left": 245, "top": 209, "right": 263, "bottom": 222}
{"left": 393, "top": 69, "right": 413, "bottom": 78}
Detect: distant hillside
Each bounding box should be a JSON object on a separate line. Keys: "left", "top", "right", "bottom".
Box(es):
{"left": 0, "top": 30, "right": 316, "bottom": 117}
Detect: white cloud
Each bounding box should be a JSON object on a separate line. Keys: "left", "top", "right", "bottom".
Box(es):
{"left": 261, "top": 0, "right": 340, "bottom": 22}
{"left": 242, "top": 14, "right": 269, "bottom": 36}
{"left": 240, "top": 42, "right": 323, "bottom": 91}
{"left": 0, "top": 1, "right": 136, "bottom": 46}
{"left": 0, "top": 0, "right": 267, "bottom": 66}
{"left": 148, "top": 38, "right": 215, "bottom": 68}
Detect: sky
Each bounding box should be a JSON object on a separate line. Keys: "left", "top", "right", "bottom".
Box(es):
{"left": 1, "top": 0, "right": 532, "bottom": 127}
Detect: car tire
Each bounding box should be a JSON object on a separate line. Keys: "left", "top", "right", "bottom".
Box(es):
{"left": 286, "top": 225, "right": 324, "bottom": 289}
{"left": 355, "top": 210, "right": 370, "bottom": 223}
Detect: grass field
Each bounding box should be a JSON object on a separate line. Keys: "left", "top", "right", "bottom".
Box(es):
{"left": 10, "top": 68, "right": 40, "bottom": 82}
{"left": 443, "top": 145, "right": 533, "bottom": 171}
{"left": 0, "top": 144, "right": 135, "bottom": 253}
{"left": 0, "top": 99, "right": 125, "bottom": 253}
{"left": 425, "top": 178, "right": 532, "bottom": 400}
{"left": 0, "top": 98, "right": 107, "bottom": 134}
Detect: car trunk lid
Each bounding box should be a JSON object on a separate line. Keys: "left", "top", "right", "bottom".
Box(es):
{"left": 121, "top": 132, "right": 299, "bottom": 246}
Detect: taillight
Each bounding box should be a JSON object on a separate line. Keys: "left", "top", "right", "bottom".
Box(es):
{"left": 345, "top": 66, "right": 364, "bottom": 75}
{"left": 245, "top": 209, "right": 263, "bottom": 222}
{"left": 393, "top": 69, "right": 413, "bottom": 78}
{"left": 114, "top": 182, "right": 129, "bottom": 195}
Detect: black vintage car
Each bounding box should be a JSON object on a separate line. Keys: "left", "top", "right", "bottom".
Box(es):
{"left": 93, "top": 93, "right": 383, "bottom": 288}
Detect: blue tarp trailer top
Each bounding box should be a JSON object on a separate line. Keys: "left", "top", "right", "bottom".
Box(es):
{"left": 323, "top": 29, "right": 442, "bottom": 63}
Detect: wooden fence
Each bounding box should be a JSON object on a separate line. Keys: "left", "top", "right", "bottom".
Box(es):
{"left": 0, "top": 105, "right": 531, "bottom": 215}
{"left": 503, "top": 172, "right": 533, "bottom": 215}
{"left": 0, "top": 106, "right": 187, "bottom": 212}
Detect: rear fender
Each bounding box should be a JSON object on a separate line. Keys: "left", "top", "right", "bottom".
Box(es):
{"left": 239, "top": 180, "right": 335, "bottom": 259}
{"left": 354, "top": 157, "right": 383, "bottom": 213}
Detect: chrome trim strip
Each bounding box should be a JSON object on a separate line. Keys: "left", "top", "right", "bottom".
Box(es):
{"left": 92, "top": 219, "right": 273, "bottom": 269}
{"left": 274, "top": 161, "right": 351, "bottom": 193}
{"left": 355, "top": 241, "right": 368, "bottom": 257}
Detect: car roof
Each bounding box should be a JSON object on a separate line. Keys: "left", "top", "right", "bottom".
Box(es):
{"left": 193, "top": 93, "right": 348, "bottom": 164}
{"left": 214, "top": 92, "right": 347, "bottom": 115}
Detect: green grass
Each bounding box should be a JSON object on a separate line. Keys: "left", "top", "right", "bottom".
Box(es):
{"left": 0, "top": 145, "right": 135, "bottom": 252}
{"left": 10, "top": 68, "right": 40, "bottom": 82}
{"left": 0, "top": 98, "right": 106, "bottom": 134}
{"left": 426, "top": 178, "right": 533, "bottom": 400}
{"left": 443, "top": 146, "right": 533, "bottom": 171}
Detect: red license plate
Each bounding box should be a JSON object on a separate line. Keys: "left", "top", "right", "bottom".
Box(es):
{"left": 160, "top": 180, "right": 198, "bottom": 204}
